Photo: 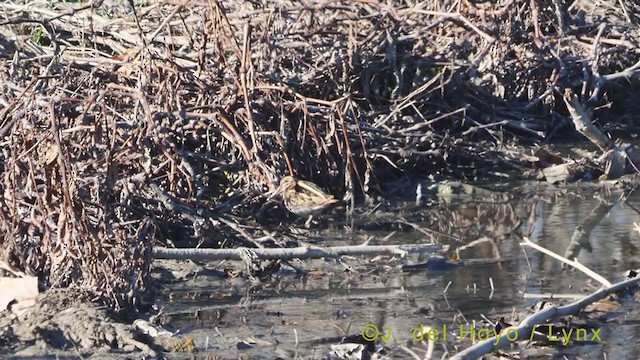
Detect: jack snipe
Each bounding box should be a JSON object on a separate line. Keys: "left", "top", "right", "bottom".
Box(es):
{"left": 271, "top": 176, "right": 338, "bottom": 217}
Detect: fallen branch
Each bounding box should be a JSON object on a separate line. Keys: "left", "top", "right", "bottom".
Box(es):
{"left": 451, "top": 274, "right": 640, "bottom": 359}
{"left": 450, "top": 235, "right": 621, "bottom": 359}
{"left": 153, "top": 243, "right": 444, "bottom": 261}
{"left": 521, "top": 236, "right": 611, "bottom": 287}
{"left": 562, "top": 91, "right": 612, "bottom": 152}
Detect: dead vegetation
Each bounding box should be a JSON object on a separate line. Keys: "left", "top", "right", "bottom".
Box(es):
{"left": 0, "top": 0, "right": 639, "bottom": 307}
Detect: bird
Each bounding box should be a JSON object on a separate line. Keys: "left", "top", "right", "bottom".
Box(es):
{"left": 269, "top": 176, "right": 338, "bottom": 223}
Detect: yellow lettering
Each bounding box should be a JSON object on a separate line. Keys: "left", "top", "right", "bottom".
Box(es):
{"left": 362, "top": 323, "right": 379, "bottom": 342}
{"left": 460, "top": 325, "right": 475, "bottom": 340}
{"left": 381, "top": 324, "right": 391, "bottom": 342}
{"left": 427, "top": 327, "right": 440, "bottom": 341}
{"left": 561, "top": 328, "right": 573, "bottom": 346}
{"left": 492, "top": 330, "right": 501, "bottom": 345}
{"left": 477, "top": 328, "right": 490, "bottom": 341}
{"left": 548, "top": 325, "right": 560, "bottom": 342}
{"left": 413, "top": 325, "right": 425, "bottom": 341}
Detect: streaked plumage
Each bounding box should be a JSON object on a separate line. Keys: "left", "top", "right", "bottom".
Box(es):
{"left": 272, "top": 176, "right": 338, "bottom": 216}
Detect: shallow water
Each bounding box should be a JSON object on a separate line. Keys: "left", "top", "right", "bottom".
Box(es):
{"left": 154, "top": 186, "right": 640, "bottom": 359}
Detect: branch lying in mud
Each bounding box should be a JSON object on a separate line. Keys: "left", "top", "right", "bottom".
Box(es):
{"left": 153, "top": 243, "right": 444, "bottom": 261}
{"left": 451, "top": 273, "right": 640, "bottom": 360}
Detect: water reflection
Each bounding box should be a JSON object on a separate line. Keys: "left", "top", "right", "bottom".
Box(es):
{"left": 154, "top": 187, "right": 640, "bottom": 358}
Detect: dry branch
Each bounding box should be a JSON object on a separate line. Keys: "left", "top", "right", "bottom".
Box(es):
{"left": 521, "top": 236, "right": 611, "bottom": 287}
{"left": 451, "top": 232, "right": 638, "bottom": 358}
{"left": 562, "top": 92, "right": 612, "bottom": 152}
{"left": 153, "top": 243, "right": 444, "bottom": 261}
{"left": 452, "top": 273, "right": 640, "bottom": 359}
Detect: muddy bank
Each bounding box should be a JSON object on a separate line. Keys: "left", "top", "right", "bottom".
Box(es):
{"left": 0, "top": 288, "right": 151, "bottom": 358}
